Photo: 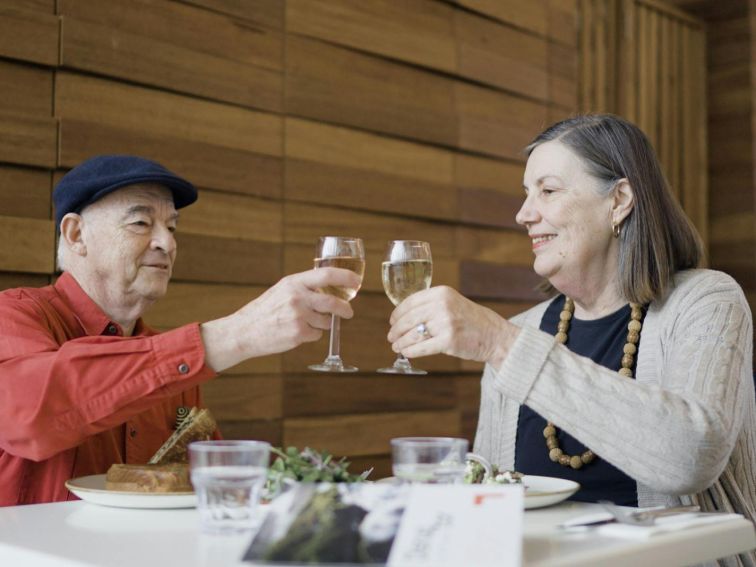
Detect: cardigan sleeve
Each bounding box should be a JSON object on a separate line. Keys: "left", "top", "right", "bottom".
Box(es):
{"left": 487, "top": 271, "right": 753, "bottom": 495}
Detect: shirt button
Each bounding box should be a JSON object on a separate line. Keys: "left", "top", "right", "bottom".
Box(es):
{"left": 107, "top": 324, "right": 118, "bottom": 335}
{"left": 129, "top": 428, "right": 137, "bottom": 438}
{"left": 178, "top": 363, "right": 190, "bottom": 374}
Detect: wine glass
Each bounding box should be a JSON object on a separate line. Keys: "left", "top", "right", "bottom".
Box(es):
{"left": 308, "top": 236, "right": 365, "bottom": 373}
{"left": 377, "top": 240, "right": 432, "bottom": 375}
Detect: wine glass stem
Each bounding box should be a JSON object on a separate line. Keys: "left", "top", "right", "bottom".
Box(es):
{"left": 328, "top": 314, "right": 341, "bottom": 359}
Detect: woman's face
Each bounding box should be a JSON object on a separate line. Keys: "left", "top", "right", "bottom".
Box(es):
{"left": 517, "top": 140, "right": 617, "bottom": 293}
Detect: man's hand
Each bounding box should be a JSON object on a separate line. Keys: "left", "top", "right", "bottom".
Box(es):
{"left": 200, "top": 268, "right": 360, "bottom": 372}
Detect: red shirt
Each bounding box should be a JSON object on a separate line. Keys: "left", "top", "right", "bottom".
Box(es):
{"left": 0, "top": 272, "right": 217, "bottom": 505}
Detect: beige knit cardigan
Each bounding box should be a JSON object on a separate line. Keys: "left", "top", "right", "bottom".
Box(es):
{"left": 474, "top": 269, "right": 755, "bottom": 566}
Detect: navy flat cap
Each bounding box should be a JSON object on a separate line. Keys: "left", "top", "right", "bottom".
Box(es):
{"left": 53, "top": 155, "right": 197, "bottom": 227}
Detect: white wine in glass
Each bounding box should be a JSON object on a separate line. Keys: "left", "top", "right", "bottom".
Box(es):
{"left": 378, "top": 240, "right": 432, "bottom": 375}
{"left": 309, "top": 236, "right": 365, "bottom": 373}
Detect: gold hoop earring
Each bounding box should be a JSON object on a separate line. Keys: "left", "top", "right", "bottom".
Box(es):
{"left": 612, "top": 221, "right": 621, "bottom": 238}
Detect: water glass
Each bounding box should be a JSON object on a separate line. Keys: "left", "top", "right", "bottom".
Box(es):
{"left": 189, "top": 440, "right": 271, "bottom": 534}
{"left": 391, "top": 437, "right": 468, "bottom": 484}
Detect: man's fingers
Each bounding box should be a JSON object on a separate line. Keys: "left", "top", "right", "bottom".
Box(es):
{"left": 297, "top": 267, "right": 362, "bottom": 292}
{"left": 305, "top": 310, "right": 333, "bottom": 331}
{"left": 309, "top": 291, "right": 354, "bottom": 319}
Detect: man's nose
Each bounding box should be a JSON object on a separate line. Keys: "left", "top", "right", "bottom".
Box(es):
{"left": 151, "top": 224, "right": 176, "bottom": 254}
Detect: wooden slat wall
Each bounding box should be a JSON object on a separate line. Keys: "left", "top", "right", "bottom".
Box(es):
{"left": 579, "top": 0, "right": 708, "bottom": 251}
{"left": 0, "top": 0, "right": 578, "bottom": 474}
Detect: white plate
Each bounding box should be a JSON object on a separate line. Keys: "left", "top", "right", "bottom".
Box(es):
{"left": 65, "top": 474, "right": 197, "bottom": 509}
{"left": 522, "top": 475, "right": 580, "bottom": 509}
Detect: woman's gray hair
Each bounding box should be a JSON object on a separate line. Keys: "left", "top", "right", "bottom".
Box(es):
{"left": 526, "top": 114, "right": 703, "bottom": 305}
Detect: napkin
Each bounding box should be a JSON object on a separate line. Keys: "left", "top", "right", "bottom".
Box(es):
{"left": 597, "top": 512, "right": 743, "bottom": 539}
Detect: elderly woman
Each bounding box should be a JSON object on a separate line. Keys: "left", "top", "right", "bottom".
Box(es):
{"left": 388, "top": 115, "right": 755, "bottom": 529}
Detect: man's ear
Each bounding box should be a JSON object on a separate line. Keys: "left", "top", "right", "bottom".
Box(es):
{"left": 59, "top": 213, "right": 87, "bottom": 257}
{"left": 611, "top": 179, "right": 635, "bottom": 225}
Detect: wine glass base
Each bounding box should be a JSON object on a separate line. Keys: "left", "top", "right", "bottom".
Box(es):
{"left": 308, "top": 362, "right": 359, "bottom": 373}
{"left": 376, "top": 366, "right": 428, "bottom": 375}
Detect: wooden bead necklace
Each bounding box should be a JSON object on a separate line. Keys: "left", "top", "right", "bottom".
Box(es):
{"left": 545, "top": 297, "right": 644, "bottom": 469}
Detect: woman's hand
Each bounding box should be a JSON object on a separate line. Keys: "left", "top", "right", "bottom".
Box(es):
{"left": 386, "top": 286, "right": 520, "bottom": 367}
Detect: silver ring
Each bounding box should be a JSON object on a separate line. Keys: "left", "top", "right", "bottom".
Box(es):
{"left": 416, "top": 323, "right": 430, "bottom": 339}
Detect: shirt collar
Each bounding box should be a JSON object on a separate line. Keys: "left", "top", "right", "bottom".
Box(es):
{"left": 54, "top": 272, "right": 125, "bottom": 337}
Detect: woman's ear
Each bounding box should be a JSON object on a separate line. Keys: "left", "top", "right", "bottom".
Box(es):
{"left": 611, "top": 179, "right": 635, "bottom": 225}
{"left": 59, "top": 213, "right": 87, "bottom": 257}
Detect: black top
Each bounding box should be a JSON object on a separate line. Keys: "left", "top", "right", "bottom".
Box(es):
{"left": 514, "top": 295, "right": 639, "bottom": 506}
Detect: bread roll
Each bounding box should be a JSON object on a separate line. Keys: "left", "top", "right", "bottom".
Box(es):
{"left": 105, "top": 463, "right": 191, "bottom": 493}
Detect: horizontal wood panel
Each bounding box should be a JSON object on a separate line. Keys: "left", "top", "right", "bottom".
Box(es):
{"left": 284, "top": 203, "right": 456, "bottom": 258}
{"left": 178, "top": 191, "right": 282, "bottom": 242}
{"left": 0, "top": 6, "right": 58, "bottom": 65}
{"left": 55, "top": 72, "right": 282, "bottom": 157}
{"left": 457, "top": 188, "right": 524, "bottom": 228}
{"left": 144, "top": 282, "right": 267, "bottom": 329}
{"left": 178, "top": 0, "right": 284, "bottom": 29}
{"left": 455, "top": 83, "right": 549, "bottom": 159}
{"left": 60, "top": 17, "right": 282, "bottom": 112}
{"left": 454, "top": 154, "right": 524, "bottom": 196}
{"left": 0, "top": 166, "right": 50, "bottom": 219}
{"left": 283, "top": 244, "right": 459, "bottom": 294}
{"left": 0, "top": 271, "right": 49, "bottom": 290}
{"left": 283, "top": 410, "right": 462, "bottom": 457}
{"left": 8, "top": 0, "right": 54, "bottom": 12}
{"left": 286, "top": 159, "right": 457, "bottom": 222}
{"left": 460, "top": 261, "right": 547, "bottom": 301}
{"left": 285, "top": 35, "right": 457, "bottom": 147}
{"left": 285, "top": 118, "right": 454, "bottom": 186}
{"left": 453, "top": 0, "right": 548, "bottom": 36}
{"left": 284, "top": 374, "right": 458, "bottom": 417}
{"left": 287, "top": 0, "right": 456, "bottom": 73}
{"left": 0, "top": 60, "right": 52, "bottom": 117}
{"left": 0, "top": 113, "right": 56, "bottom": 168}
{"left": 455, "top": 9, "right": 549, "bottom": 101}
{"left": 0, "top": 215, "right": 54, "bottom": 273}
{"left": 59, "top": 120, "right": 283, "bottom": 199}
{"left": 709, "top": 212, "right": 754, "bottom": 243}
{"left": 547, "top": 0, "right": 578, "bottom": 47}
{"left": 548, "top": 41, "right": 579, "bottom": 109}
{"left": 456, "top": 226, "right": 532, "bottom": 265}
{"left": 61, "top": 0, "right": 282, "bottom": 69}
{"left": 217, "top": 419, "right": 281, "bottom": 446}
{"left": 172, "top": 234, "right": 282, "bottom": 286}
{"left": 282, "top": 292, "right": 462, "bottom": 374}
{"left": 202, "top": 375, "right": 282, "bottom": 420}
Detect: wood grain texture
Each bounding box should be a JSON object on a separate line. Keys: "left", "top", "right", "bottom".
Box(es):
{"left": 459, "top": 261, "right": 548, "bottom": 301}
{"left": 172, "top": 234, "right": 281, "bottom": 286}
{"left": 454, "top": 154, "right": 524, "bottom": 197}
{"left": 455, "top": 82, "right": 549, "bottom": 159}
{"left": 287, "top": 0, "right": 456, "bottom": 73}
{"left": 456, "top": 227, "right": 532, "bottom": 265}
{"left": 202, "top": 375, "right": 282, "bottom": 420}
{"left": 0, "top": 60, "right": 52, "bottom": 117}
{"left": 0, "top": 272, "right": 49, "bottom": 290}
{"left": 455, "top": 9, "right": 549, "bottom": 101}
{"left": 453, "top": 0, "right": 548, "bottom": 36}
{"left": 59, "top": 0, "right": 283, "bottom": 111}
{"left": 177, "top": 0, "right": 283, "bottom": 28}
{"left": 55, "top": 72, "right": 282, "bottom": 157}
{"left": 217, "top": 419, "right": 282, "bottom": 446}
{"left": 0, "top": 114, "right": 57, "bottom": 168}
{"left": 285, "top": 35, "right": 457, "bottom": 147}
{"left": 0, "top": 6, "right": 58, "bottom": 65}
{"left": 0, "top": 166, "right": 51, "bottom": 219}
{"left": 0, "top": 215, "right": 54, "bottom": 273}
{"left": 283, "top": 410, "right": 462, "bottom": 457}
{"left": 284, "top": 374, "right": 458, "bottom": 417}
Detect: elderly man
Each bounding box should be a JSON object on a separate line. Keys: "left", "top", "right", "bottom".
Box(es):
{"left": 0, "top": 155, "right": 359, "bottom": 506}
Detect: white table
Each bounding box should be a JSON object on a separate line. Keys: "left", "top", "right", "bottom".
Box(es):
{"left": 0, "top": 500, "right": 753, "bottom": 567}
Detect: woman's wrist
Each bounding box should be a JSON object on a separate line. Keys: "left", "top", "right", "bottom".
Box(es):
{"left": 485, "top": 318, "right": 520, "bottom": 369}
